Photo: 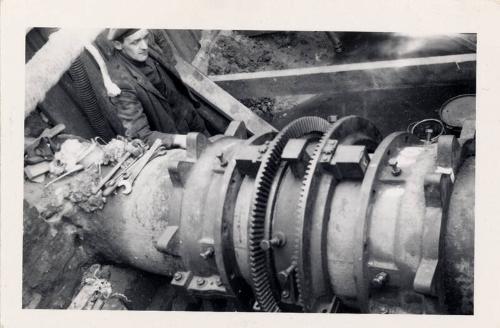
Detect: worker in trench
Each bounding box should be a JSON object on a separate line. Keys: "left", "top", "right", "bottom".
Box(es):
{"left": 107, "top": 28, "right": 209, "bottom": 147}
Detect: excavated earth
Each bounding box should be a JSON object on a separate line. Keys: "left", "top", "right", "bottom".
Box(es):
{"left": 23, "top": 30, "right": 476, "bottom": 310}
{"left": 207, "top": 31, "right": 340, "bottom": 119}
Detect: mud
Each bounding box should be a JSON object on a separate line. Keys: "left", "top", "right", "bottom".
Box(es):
{"left": 208, "top": 31, "right": 338, "bottom": 75}
{"left": 208, "top": 31, "right": 338, "bottom": 118}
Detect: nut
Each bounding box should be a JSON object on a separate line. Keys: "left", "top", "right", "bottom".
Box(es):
{"left": 388, "top": 158, "right": 401, "bottom": 176}
{"left": 259, "top": 233, "right": 286, "bottom": 250}
{"left": 371, "top": 271, "right": 389, "bottom": 288}
{"left": 173, "top": 272, "right": 183, "bottom": 281}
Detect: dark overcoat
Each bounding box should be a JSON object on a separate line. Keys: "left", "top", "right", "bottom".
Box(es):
{"left": 107, "top": 44, "right": 206, "bottom": 144}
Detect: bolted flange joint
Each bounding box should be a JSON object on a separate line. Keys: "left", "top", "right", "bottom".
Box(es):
{"left": 260, "top": 232, "right": 287, "bottom": 250}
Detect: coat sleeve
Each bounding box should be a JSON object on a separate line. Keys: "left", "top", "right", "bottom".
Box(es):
{"left": 109, "top": 81, "right": 175, "bottom": 146}
{"left": 186, "top": 105, "right": 209, "bottom": 136}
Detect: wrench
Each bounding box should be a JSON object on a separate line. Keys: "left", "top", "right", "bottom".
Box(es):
{"left": 92, "top": 151, "right": 131, "bottom": 194}
{"left": 117, "top": 139, "right": 163, "bottom": 195}
{"left": 101, "top": 155, "right": 142, "bottom": 196}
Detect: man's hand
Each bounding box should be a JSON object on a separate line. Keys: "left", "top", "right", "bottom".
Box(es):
{"left": 158, "top": 133, "right": 175, "bottom": 148}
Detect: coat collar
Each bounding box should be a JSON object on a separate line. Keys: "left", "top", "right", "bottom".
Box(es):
{"left": 117, "top": 49, "right": 172, "bottom": 101}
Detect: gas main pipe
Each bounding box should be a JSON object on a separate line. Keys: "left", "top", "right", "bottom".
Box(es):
{"left": 25, "top": 117, "right": 474, "bottom": 314}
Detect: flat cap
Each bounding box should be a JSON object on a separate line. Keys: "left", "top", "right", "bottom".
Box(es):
{"left": 107, "top": 28, "right": 141, "bottom": 41}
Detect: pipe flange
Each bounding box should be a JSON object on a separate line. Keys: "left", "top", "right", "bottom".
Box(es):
{"left": 213, "top": 132, "right": 276, "bottom": 310}
{"left": 294, "top": 115, "right": 382, "bottom": 311}
{"left": 353, "top": 132, "right": 420, "bottom": 312}
{"left": 248, "top": 117, "right": 330, "bottom": 312}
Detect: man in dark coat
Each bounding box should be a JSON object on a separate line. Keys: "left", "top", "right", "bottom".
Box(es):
{"left": 107, "top": 28, "right": 208, "bottom": 146}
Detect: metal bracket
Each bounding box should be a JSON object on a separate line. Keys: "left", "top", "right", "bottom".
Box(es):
{"left": 168, "top": 160, "right": 195, "bottom": 187}
{"left": 186, "top": 132, "right": 209, "bottom": 161}
{"left": 186, "top": 275, "right": 228, "bottom": 297}
{"left": 327, "top": 144, "right": 370, "bottom": 179}
{"left": 171, "top": 271, "right": 194, "bottom": 288}
{"left": 281, "top": 138, "right": 311, "bottom": 178}
{"left": 277, "top": 263, "right": 298, "bottom": 305}
{"left": 436, "top": 135, "right": 462, "bottom": 174}
{"left": 413, "top": 173, "right": 452, "bottom": 295}
{"left": 154, "top": 225, "right": 179, "bottom": 254}
{"left": 234, "top": 144, "right": 266, "bottom": 176}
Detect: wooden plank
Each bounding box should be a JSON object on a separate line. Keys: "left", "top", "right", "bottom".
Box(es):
{"left": 209, "top": 54, "right": 476, "bottom": 98}
{"left": 164, "top": 30, "right": 202, "bottom": 63}
{"left": 174, "top": 56, "right": 277, "bottom": 135}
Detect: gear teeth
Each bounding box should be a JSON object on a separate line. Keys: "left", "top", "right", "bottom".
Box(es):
{"left": 293, "top": 122, "right": 340, "bottom": 311}
{"left": 248, "top": 117, "right": 329, "bottom": 312}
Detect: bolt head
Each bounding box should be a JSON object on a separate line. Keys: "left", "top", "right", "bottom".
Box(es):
{"left": 391, "top": 169, "right": 401, "bottom": 176}
{"left": 196, "top": 278, "right": 205, "bottom": 286}
{"left": 260, "top": 240, "right": 271, "bottom": 250}
{"left": 327, "top": 115, "right": 338, "bottom": 123}
{"left": 371, "top": 272, "right": 389, "bottom": 288}
{"left": 388, "top": 158, "right": 398, "bottom": 167}
{"left": 200, "top": 246, "right": 215, "bottom": 259}
{"left": 174, "top": 272, "right": 183, "bottom": 281}
{"left": 281, "top": 290, "right": 290, "bottom": 298}
{"left": 215, "top": 279, "right": 223, "bottom": 287}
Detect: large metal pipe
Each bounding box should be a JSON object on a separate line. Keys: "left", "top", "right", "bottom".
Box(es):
{"left": 24, "top": 116, "right": 474, "bottom": 314}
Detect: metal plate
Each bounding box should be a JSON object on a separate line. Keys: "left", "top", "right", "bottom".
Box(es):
{"left": 439, "top": 94, "right": 476, "bottom": 128}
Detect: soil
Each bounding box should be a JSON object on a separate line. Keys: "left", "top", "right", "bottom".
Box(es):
{"left": 208, "top": 31, "right": 338, "bottom": 75}
{"left": 207, "top": 31, "right": 339, "bottom": 117}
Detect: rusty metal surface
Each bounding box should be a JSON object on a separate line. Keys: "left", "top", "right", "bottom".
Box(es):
{"left": 215, "top": 132, "right": 275, "bottom": 308}
{"left": 294, "top": 116, "right": 382, "bottom": 312}
{"left": 443, "top": 157, "right": 475, "bottom": 314}
{"left": 248, "top": 116, "right": 330, "bottom": 312}
{"left": 23, "top": 115, "right": 475, "bottom": 313}
{"left": 353, "top": 132, "right": 427, "bottom": 311}
{"left": 327, "top": 181, "right": 363, "bottom": 305}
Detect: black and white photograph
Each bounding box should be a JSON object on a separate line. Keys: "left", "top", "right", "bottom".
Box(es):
{"left": 20, "top": 28, "right": 476, "bottom": 314}
{"left": 4, "top": 1, "right": 500, "bottom": 327}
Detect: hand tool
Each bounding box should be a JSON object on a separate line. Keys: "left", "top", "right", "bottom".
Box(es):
{"left": 116, "top": 139, "right": 163, "bottom": 195}
{"left": 101, "top": 155, "right": 142, "bottom": 196}
{"left": 91, "top": 151, "right": 131, "bottom": 194}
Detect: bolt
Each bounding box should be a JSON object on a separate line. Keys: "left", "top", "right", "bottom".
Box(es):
{"left": 200, "top": 246, "right": 215, "bottom": 260}
{"left": 388, "top": 158, "right": 401, "bottom": 176}
{"left": 327, "top": 115, "right": 338, "bottom": 124}
{"left": 260, "top": 233, "right": 286, "bottom": 250}
{"left": 278, "top": 263, "right": 296, "bottom": 284}
{"left": 371, "top": 271, "right": 389, "bottom": 289}
{"left": 425, "top": 128, "right": 433, "bottom": 143}
{"left": 196, "top": 278, "right": 205, "bottom": 286}
{"left": 173, "top": 272, "right": 183, "bottom": 281}
{"left": 258, "top": 145, "right": 268, "bottom": 154}
{"left": 281, "top": 290, "right": 290, "bottom": 298}
{"left": 215, "top": 278, "right": 223, "bottom": 287}
{"left": 216, "top": 152, "right": 228, "bottom": 167}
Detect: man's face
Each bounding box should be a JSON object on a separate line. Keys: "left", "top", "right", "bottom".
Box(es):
{"left": 115, "top": 29, "right": 150, "bottom": 62}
